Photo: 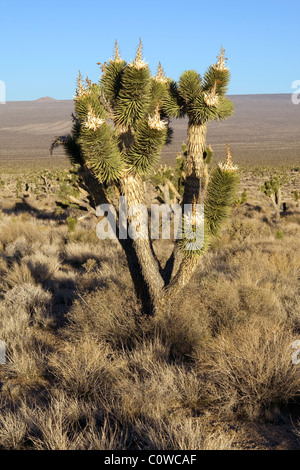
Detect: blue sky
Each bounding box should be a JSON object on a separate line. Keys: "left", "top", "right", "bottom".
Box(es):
{"left": 1, "top": 0, "right": 299, "bottom": 100}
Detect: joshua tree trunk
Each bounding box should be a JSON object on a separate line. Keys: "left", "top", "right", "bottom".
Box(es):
{"left": 119, "top": 174, "right": 164, "bottom": 312}
{"left": 184, "top": 123, "right": 207, "bottom": 204}
{"left": 270, "top": 189, "right": 282, "bottom": 219}
{"left": 165, "top": 122, "right": 208, "bottom": 283}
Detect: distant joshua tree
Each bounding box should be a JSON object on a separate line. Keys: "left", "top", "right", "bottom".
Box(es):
{"left": 260, "top": 176, "right": 282, "bottom": 219}
{"left": 51, "top": 41, "right": 239, "bottom": 315}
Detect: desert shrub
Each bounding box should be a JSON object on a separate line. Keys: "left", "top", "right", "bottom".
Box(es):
{"left": 24, "top": 252, "right": 61, "bottom": 285}
{"left": 1, "top": 392, "right": 129, "bottom": 450}
{"left": 227, "top": 220, "right": 256, "bottom": 240}
{"left": 4, "top": 283, "right": 52, "bottom": 319}
{"left": 276, "top": 230, "right": 284, "bottom": 239}
{"left": 0, "top": 409, "right": 28, "bottom": 450}
{"left": 61, "top": 242, "right": 107, "bottom": 267}
{"left": 48, "top": 339, "right": 124, "bottom": 401}
{"left": 0, "top": 283, "right": 53, "bottom": 385}
{"left": 155, "top": 294, "right": 211, "bottom": 359}
{"left": 112, "top": 338, "right": 184, "bottom": 423}
{"left": 4, "top": 236, "right": 32, "bottom": 258}
{"left": 134, "top": 417, "right": 235, "bottom": 450}
{"left": 234, "top": 189, "right": 247, "bottom": 206}
{"left": 0, "top": 262, "right": 35, "bottom": 294}
{"left": 194, "top": 317, "right": 300, "bottom": 421}
{"left": 64, "top": 283, "right": 145, "bottom": 349}
{"left": 66, "top": 217, "right": 77, "bottom": 233}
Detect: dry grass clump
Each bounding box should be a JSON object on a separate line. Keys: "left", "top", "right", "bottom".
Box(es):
{"left": 193, "top": 234, "right": 300, "bottom": 333}
{"left": 0, "top": 282, "right": 54, "bottom": 388}
{"left": 0, "top": 283, "right": 53, "bottom": 343}
{"left": 24, "top": 253, "right": 61, "bottom": 285}
{"left": 0, "top": 215, "right": 57, "bottom": 249}
{"left": 64, "top": 283, "right": 145, "bottom": 348}
{"left": 0, "top": 261, "right": 35, "bottom": 293}
{"left": 0, "top": 393, "right": 128, "bottom": 450}
{"left": 194, "top": 317, "right": 300, "bottom": 421}
{"left": 0, "top": 407, "right": 28, "bottom": 450}
{"left": 111, "top": 338, "right": 183, "bottom": 423}
{"left": 48, "top": 339, "right": 125, "bottom": 401}
{"left": 134, "top": 417, "right": 235, "bottom": 450}
{"left": 154, "top": 296, "right": 211, "bottom": 359}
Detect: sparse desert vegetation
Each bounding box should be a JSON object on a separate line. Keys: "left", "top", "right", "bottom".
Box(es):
{"left": 1, "top": 0, "right": 300, "bottom": 454}
{"left": 0, "top": 48, "right": 300, "bottom": 450}
{"left": 0, "top": 163, "right": 299, "bottom": 450}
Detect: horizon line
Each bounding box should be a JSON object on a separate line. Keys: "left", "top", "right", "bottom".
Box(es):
{"left": 5, "top": 92, "right": 294, "bottom": 103}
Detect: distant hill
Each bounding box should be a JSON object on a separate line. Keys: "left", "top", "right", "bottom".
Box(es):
{"left": 34, "top": 96, "right": 57, "bottom": 103}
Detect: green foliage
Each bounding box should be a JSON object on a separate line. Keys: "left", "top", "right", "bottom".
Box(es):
{"left": 276, "top": 230, "right": 284, "bottom": 240}
{"left": 63, "top": 122, "right": 84, "bottom": 166}
{"left": 202, "top": 65, "right": 230, "bottom": 97}
{"left": 66, "top": 216, "right": 77, "bottom": 232}
{"left": 162, "top": 55, "right": 234, "bottom": 125}
{"left": 178, "top": 220, "right": 210, "bottom": 259}
{"left": 203, "top": 146, "right": 214, "bottom": 165}
{"left": 55, "top": 42, "right": 234, "bottom": 196}
{"left": 56, "top": 42, "right": 176, "bottom": 186}
{"left": 175, "top": 155, "right": 186, "bottom": 196}
{"left": 205, "top": 168, "right": 240, "bottom": 238}
{"left": 234, "top": 189, "right": 247, "bottom": 206}
{"left": 79, "top": 122, "right": 123, "bottom": 183}
{"left": 293, "top": 190, "right": 299, "bottom": 202}
{"left": 151, "top": 165, "right": 174, "bottom": 187}
{"left": 56, "top": 171, "right": 80, "bottom": 206}
{"left": 260, "top": 176, "right": 281, "bottom": 198}
{"left": 114, "top": 64, "right": 152, "bottom": 128}
{"left": 161, "top": 80, "right": 186, "bottom": 119}
{"left": 101, "top": 60, "right": 126, "bottom": 106}
{"left": 125, "top": 120, "right": 167, "bottom": 176}
{"left": 15, "top": 178, "right": 22, "bottom": 198}
{"left": 178, "top": 70, "right": 202, "bottom": 105}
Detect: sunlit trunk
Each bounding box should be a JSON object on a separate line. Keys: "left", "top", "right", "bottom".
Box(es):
{"left": 120, "top": 173, "right": 165, "bottom": 314}
{"left": 184, "top": 122, "right": 207, "bottom": 204}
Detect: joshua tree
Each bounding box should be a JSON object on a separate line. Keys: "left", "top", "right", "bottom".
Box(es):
{"left": 260, "top": 176, "right": 282, "bottom": 219}
{"left": 51, "top": 41, "right": 239, "bottom": 315}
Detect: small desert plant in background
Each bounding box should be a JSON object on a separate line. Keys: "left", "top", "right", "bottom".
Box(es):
{"left": 66, "top": 217, "right": 77, "bottom": 233}
{"left": 276, "top": 229, "right": 284, "bottom": 239}
{"left": 150, "top": 164, "right": 182, "bottom": 205}
{"left": 260, "top": 176, "right": 284, "bottom": 218}
{"left": 234, "top": 189, "right": 247, "bottom": 206}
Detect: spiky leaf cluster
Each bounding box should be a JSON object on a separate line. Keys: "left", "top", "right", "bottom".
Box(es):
{"left": 162, "top": 48, "right": 234, "bottom": 125}
{"left": 204, "top": 167, "right": 240, "bottom": 237}
{"left": 65, "top": 41, "right": 172, "bottom": 184}
{"left": 125, "top": 121, "right": 167, "bottom": 175}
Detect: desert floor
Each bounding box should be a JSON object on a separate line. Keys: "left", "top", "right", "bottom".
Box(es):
{"left": 0, "top": 160, "right": 299, "bottom": 450}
